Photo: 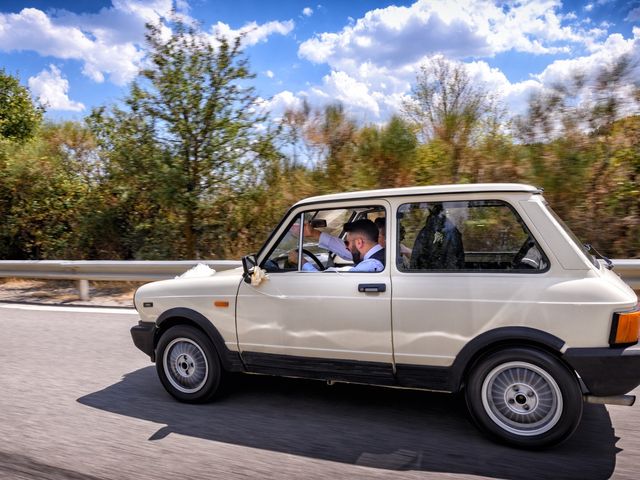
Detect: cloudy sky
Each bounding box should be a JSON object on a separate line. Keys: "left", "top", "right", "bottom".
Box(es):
{"left": 0, "top": 0, "right": 639, "bottom": 123}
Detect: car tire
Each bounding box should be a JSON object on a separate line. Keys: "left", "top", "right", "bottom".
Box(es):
{"left": 465, "top": 347, "right": 583, "bottom": 448}
{"left": 156, "top": 325, "right": 223, "bottom": 403}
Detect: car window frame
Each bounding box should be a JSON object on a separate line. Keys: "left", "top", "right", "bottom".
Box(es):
{"left": 396, "top": 198, "right": 551, "bottom": 274}
{"left": 260, "top": 203, "right": 388, "bottom": 273}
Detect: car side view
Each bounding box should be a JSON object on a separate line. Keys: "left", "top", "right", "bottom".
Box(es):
{"left": 131, "top": 184, "right": 640, "bottom": 448}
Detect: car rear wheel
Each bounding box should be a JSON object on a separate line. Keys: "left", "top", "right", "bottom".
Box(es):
{"left": 465, "top": 347, "right": 583, "bottom": 448}
{"left": 156, "top": 325, "right": 223, "bottom": 403}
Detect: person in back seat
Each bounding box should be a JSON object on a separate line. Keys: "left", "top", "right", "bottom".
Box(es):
{"left": 409, "top": 203, "right": 465, "bottom": 270}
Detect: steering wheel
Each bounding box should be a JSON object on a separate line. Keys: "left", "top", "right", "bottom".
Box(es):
{"left": 511, "top": 238, "right": 535, "bottom": 269}
{"left": 301, "top": 248, "right": 325, "bottom": 271}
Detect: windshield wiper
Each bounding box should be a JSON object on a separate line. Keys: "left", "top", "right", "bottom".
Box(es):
{"left": 584, "top": 244, "right": 613, "bottom": 270}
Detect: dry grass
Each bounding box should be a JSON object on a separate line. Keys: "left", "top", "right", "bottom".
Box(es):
{"left": 0, "top": 278, "right": 142, "bottom": 306}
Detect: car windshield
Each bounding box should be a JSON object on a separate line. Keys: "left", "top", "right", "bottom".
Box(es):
{"left": 543, "top": 202, "right": 599, "bottom": 268}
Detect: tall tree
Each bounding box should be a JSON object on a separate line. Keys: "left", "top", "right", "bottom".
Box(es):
{"left": 403, "top": 57, "right": 496, "bottom": 182}
{"left": 89, "top": 17, "right": 275, "bottom": 258}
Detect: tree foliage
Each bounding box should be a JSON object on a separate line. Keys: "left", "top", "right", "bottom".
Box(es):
{"left": 0, "top": 69, "right": 44, "bottom": 144}
{"left": 1, "top": 47, "right": 639, "bottom": 261}
{"left": 403, "top": 57, "right": 499, "bottom": 182}
{"left": 0, "top": 123, "right": 90, "bottom": 259}
{"left": 86, "top": 16, "right": 277, "bottom": 259}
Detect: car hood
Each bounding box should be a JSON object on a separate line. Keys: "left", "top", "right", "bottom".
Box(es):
{"left": 134, "top": 267, "right": 245, "bottom": 311}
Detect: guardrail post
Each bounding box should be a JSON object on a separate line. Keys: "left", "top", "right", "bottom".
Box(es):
{"left": 77, "top": 279, "right": 90, "bottom": 301}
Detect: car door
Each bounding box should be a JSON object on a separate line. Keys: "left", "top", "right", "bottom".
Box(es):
{"left": 235, "top": 201, "right": 394, "bottom": 383}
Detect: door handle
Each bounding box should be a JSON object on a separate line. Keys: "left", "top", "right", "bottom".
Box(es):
{"left": 358, "top": 283, "right": 386, "bottom": 293}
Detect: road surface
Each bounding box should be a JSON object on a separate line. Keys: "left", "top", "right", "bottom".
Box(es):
{"left": 0, "top": 302, "right": 638, "bottom": 479}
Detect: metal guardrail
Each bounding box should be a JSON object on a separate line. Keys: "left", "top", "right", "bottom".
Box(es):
{"left": 0, "top": 259, "right": 638, "bottom": 301}
{"left": 0, "top": 260, "right": 241, "bottom": 281}
{"left": 0, "top": 260, "right": 242, "bottom": 301}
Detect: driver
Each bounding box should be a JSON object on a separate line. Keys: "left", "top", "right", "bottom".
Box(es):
{"left": 288, "top": 219, "right": 384, "bottom": 272}
{"left": 299, "top": 217, "right": 386, "bottom": 263}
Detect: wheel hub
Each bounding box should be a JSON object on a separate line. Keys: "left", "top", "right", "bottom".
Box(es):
{"left": 162, "top": 338, "right": 209, "bottom": 394}
{"left": 175, "top": 353, "right": 196, "bottom": 378}
{"left": 504, "top": 383, "right": 538, "bottom": 414}
{"left": 481, "top": 361, "right": 563, "bottom": 436}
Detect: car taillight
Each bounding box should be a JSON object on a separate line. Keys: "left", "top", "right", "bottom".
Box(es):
{"left": 609, "top": 308, "right": 640, "bottom": 347}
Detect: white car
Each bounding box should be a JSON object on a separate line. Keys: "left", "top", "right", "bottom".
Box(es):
{"left": 131, "top": 183, "right": 640, "bottom": 448}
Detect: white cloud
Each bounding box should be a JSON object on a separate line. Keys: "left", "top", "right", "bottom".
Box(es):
{"left": 275, "top": 25, "right": 640, "bottom": 124}
{"left": 302, "top": 7, "right": 313, "bottom": 17}
{"left": 535, "top": 30, "right": 640, "bottom": 86}
{"left": 584, "top": 4, "right": 594, "bottom": 12}
{"left": 265, "top": 70, "right": 275, "bottom": 78}
{"left": 211, "top": 19, "right": 294, "bottom": 47}
{"left": 626, "top": 7, "right": 640, "bottom": 22}
{"left": 316, "top": 71, "right": 380, "bottom": 117}
{"left": 285, "top": 0, "right": 640, "bottom": 124}
{"left": 298, "top": 0, "right": 606, "bottom": 70}
{"left": 28, "top": 65, "right": 85, "bottom": 112}
{"left": 0, "top": 5, "right": 155, "bottom": 86}
{"left": 0, "top": 2, "right": 293, "bottom": 88}
{"left": 260, "top": 91, "right": 304, "bottom": 118}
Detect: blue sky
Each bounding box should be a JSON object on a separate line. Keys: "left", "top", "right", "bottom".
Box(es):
{"left": 0, "top": 0, "right": 639, "bottom": 123}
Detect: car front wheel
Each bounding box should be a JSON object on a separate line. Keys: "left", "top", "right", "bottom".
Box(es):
{"left": 465, "top": 347, "right": 583, "bottom": 448}
{"left": 156, "top": 325, "right": 223, "bottom": 403}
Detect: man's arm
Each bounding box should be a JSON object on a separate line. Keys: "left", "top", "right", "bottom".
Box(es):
{"left": 348, "top": 258, "right": 384, "bottom": 272}
{"left": 291, "top": 222, "right": 352, "bottom": 260}
{"left": 319, "top": 232, "right": 352, "bottom": 260}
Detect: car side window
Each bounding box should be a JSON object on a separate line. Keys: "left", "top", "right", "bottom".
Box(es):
{"left": 397, "top": 200, "right": 549, "bottom": 272}
{"left": 262, "top": 209, "right": 354, "bottom": 272}
{"left": 261, "top": 206, "right": 387, "bottom": 272}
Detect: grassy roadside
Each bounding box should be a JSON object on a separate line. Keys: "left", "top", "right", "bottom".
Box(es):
{"left": 0, "top": 278, "right": 142, "bottom": 307}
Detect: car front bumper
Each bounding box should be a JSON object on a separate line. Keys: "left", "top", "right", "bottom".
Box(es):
{"left": 130, "top": 321, "right": 157, "bottom": 361}
{"left": 564, "top": 344, "right": 640, "bottom": 396}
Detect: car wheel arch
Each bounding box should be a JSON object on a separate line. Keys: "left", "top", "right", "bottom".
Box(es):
{"left": 450, "top": 327, "right": 569, "bottom": 392}
{"left": 155, "top": 307, "right": 244, "bottom": 372}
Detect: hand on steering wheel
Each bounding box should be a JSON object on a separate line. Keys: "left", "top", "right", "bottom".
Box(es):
{"left": 288, "top": 248, "right": 325, "bottom": 270}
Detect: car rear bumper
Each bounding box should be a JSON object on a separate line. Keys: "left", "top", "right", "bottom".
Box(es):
{"left": 130, "top": 321, "right": 156, "bottom": 361}
{"left": 564, "top": 344, "right": 640, "bottom": 396}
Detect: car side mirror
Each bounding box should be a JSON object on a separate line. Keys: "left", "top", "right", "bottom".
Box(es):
{"left": 242, "top": 254, "right": 257, "bottom": 283}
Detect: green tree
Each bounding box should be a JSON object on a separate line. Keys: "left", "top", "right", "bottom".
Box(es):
{"left": 0, "top": 69, "right": 43, "bottom": 143}
{"left": 403, "top": 57, "right": 497, "bottom": 182}
{"left": 514, "top": 56, "right": 640, "bottom": 257}
{"left": 356, "top": 116, "right": 417, "bottom": 188}
{"left": 89, "top": 17, "right": 276, "bottom": 258}
{"left": 0, "top": 123, "right": 90, "bottom": 259}
{"left": 85, "top": 106, "right": 172, "bottom": 259}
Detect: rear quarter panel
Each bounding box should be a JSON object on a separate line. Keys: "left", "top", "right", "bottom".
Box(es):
{"left": 388, "top": 192, "right": 637, "bottom": 367}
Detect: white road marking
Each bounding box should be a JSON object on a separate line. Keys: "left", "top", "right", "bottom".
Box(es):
{"left": 0, "top": 302, "right": 138, "bottom": 315}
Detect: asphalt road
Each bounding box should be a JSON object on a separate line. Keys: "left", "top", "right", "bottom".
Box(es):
{"left": 0, "top": 302, "right": 639, "bottom": 480}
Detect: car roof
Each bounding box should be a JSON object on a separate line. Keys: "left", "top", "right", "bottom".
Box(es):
{"left": 294, "top": 183, "right": 542, "bottom": 207}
